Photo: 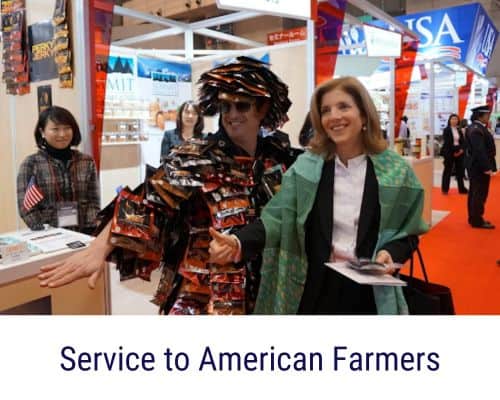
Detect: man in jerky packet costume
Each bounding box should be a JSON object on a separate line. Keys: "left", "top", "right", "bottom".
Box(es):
{"left": 39, "top": 56, "right": 300, "bottom": 315}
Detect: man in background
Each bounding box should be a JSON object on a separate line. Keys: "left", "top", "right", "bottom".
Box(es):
{"left": 464, "top": 105, "right": 497, "bottom": 229}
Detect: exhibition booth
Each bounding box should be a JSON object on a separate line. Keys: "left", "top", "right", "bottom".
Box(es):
{"left": 0, "top": 0, "right": 498, "bottom": 314}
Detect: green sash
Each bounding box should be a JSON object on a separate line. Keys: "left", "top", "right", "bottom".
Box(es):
{"left": 255, "top": 149, "right": 429, "bottom": 314}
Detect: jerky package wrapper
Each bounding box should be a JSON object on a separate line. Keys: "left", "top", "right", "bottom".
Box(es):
{"left": 152, "top": 262, "right": 178, "bottom": 307}
{"left": 52, "top": 0, "right": 67, "bottom": 25}
{"left": 208, "top": 300, "right": 245, "bottom": 315}
{"left": 111, "top": 189, "right": 156, "bottom": 241}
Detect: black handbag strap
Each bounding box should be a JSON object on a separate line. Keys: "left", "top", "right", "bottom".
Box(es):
{"left": 409, "top": 246, "right": 429, "bottom": 283}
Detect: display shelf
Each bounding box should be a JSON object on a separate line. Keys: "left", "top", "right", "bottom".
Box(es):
{"left": 101, "top": 141, "right": 144, "bottom": 146}
{"left": 103, "top": 116, "right": 144, "bottom": 120}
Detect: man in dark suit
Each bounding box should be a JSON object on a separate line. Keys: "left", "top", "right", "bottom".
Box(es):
{"left": 464, "top": 105, "right": 497, "bottom": 229}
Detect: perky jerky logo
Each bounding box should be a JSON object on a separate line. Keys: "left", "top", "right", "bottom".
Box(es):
{"left": 32, "top": 41, "right": 53, "bottom": 62}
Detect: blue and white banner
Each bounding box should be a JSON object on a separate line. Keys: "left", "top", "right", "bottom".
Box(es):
{"left": 464, "top": 4, "right": 498, "bottom": 75}
{"left": 137, "top": 56, "right": 192, "bottom": 82}
{"left": 106, "top": 55, "right": 136, "bottom": 95}
{"left": 339, "top": 3, "right": 498, "bottom": 75}
{"left": 397, "top": 4, "right": 477, "bottom": 63}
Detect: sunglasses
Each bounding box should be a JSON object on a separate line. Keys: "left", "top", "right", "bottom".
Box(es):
{"left": 219, "top": 100, "right": 254, "bottom": 114}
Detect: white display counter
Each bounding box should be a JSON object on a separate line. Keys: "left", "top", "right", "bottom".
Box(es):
{"left": 0, "top": 229, "right": 109, "bottom": 315}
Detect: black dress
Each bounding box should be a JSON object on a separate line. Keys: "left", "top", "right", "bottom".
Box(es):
{"left": 440, "top": 126, "right": 467, "bottom": 194}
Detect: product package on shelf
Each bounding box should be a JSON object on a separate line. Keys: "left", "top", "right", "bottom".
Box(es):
{"left": 1, "top": 0, "right": 30, "bottom": 95}
{"left": 52, "top": 0, "right": 72, "bottom": 88}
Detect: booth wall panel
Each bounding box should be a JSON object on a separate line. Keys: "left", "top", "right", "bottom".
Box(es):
{"left": 0, "top": 64, "right": 16, "bottom": 233}
{"left": 233, "top": 15, "right": 284, "bottom": 43}
{"left": 100, "top": 144, "right": 142, "bottom": 207}
{"left": 268, "top": 44, "right": 308, "bottom": 148}
{"left": 0, "top": 0, "right": 85, "bottom": 234}
{"left": 122, "top": 0, "right": 217, "bottom": 26}
{"left": 111, "top": 23, "right": 185, "bottom": 49}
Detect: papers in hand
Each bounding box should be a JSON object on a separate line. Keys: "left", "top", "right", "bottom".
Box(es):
{"left": 325, "top": 262, "right": 407, "bottom": 286}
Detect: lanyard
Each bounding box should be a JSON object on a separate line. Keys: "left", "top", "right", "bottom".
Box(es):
{"left": 47, "top": 157, "right": 76, "bottom": 202}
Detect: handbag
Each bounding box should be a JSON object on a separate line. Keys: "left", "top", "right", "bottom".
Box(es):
{"left": 399, "top": 247, "right": 455, "bottom": 315}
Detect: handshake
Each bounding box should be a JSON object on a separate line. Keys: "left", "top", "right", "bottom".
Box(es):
{"left": 208, "top": 228, "right": 242, "bottom": 265}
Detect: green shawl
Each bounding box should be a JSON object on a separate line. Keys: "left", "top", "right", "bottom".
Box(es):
{"left": 255, "top": 149, "right": 429, "bottom": 315}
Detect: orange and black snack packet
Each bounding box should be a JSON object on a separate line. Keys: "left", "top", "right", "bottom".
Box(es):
{"left": 111, "top": 189, "right": 155, "bottom": 241}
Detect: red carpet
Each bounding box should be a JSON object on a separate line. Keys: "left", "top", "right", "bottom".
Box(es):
{"left": 413, "top": 175, "right": 500, "bottom": 314}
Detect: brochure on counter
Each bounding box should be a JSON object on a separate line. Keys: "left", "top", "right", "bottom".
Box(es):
{"left": 14, "top": 227, "right": 92, "bottom": 253}
{"left": 0, "top": 227, "right": 92, "bottom": 263}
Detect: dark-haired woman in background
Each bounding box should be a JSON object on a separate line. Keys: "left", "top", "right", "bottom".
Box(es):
{"left": 17, "top": 106, "right": 100, "bottom": 233}
{"left": 298, "top": 111, "right": 313, "bottom": 148}
{"left": 440, "top": 113, "right": 468, "bottom": 194}
{"left": 160, "top": 101, "right": 204, "bottom": 161}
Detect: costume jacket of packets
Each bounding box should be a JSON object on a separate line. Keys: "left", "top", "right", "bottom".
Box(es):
{"left": 96, "top": 129, "right": 301, "bottom": 315}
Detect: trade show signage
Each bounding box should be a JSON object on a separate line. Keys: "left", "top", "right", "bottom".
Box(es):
{"left": 316, "top": 0, "right": 348, "bottom": 84}
{"left": 363, "top": 25, "right": 401, "bottom": 57}
{"left": 340, "top": 3, "right": 498, "bottom": 75}
{"left": 216, "top": 0, "right": 311, "bottom": 20}
{"left": 339, "top": 24, "right": 402, "bottom": 58}
{"left": 106, "top": 55, "right": 135, "bottom": 94}
{"left": 137, "top": 57, "right": 191, "bottom": 82}
{"left": 267, "top": 27, "right": 307, "bottom": 45}
{"left": 396, "top": 4, "right": 476, "bottom": 61}
{"left": 463, "top": 4, "right": 498, "bottom": 76}
{"left": 396, "top": 3, "right": 498, "bottom": 75}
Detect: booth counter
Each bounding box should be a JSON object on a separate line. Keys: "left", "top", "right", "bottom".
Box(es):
{"left": 404, "top": 156, "right": 433, "bottom": 226}
{"left": 0, "top": 230, "right": 109, "bottom": 315}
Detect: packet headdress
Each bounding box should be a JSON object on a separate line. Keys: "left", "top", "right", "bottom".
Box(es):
{"left": 197, "top": 56, "right": 291, "bottom": 130}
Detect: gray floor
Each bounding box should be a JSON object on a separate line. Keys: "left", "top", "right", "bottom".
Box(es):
{"left": 109, "top": 266, "right": 161, "bottom": 314}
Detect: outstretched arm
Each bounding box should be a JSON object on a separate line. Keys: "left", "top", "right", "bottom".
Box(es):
{"left": 38, "top": 221, "right": 114, "bottom": 288}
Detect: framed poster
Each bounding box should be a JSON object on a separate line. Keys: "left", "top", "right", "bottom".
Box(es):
{"left": 37, "top": 84, "right": 52, "bottom": 114}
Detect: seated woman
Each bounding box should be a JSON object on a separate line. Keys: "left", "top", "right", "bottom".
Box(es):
{"left": 209, "top": 76, "right": 429, "bottom": 315}
{"left": 17, "top": 106, "right": 100, "bottom": 234}
{"left": 160, "top": 101, "right": 204, "bottom": 161}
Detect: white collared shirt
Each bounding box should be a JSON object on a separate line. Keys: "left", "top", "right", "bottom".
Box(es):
{"left": 452, "top": 127, "right": 460, "bottom": 146}
{"left": 331, "top": 154, "right": 368, "bottom": 261}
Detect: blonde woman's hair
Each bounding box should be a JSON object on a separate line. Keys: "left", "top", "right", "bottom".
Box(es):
{"left": 308, "top": 76, "right": 387, "bottom": 160}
